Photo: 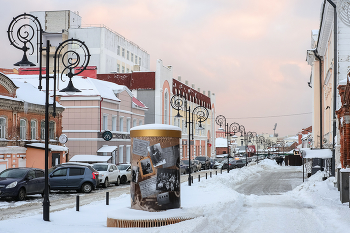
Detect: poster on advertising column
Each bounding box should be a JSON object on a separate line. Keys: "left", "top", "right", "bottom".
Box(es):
{"left": 130, "top": 124, "right": 181, "bottom": 212}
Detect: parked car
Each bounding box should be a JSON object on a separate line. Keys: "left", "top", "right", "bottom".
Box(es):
{"left": 192, "top": 160, "right": 201, "bottom": 172}
{"left": 92, "top": 163, "right": 121, "bottom": 188}
{"left": 194, "top": 156, "right": 211, "bottom": 170}
{"left": 222, "top": 159, "right": 246, "bottom": 170}
{"left": 116, "top": 163, "right": 131, "bottom": 184}
{"left": 48, "top": 164, "right": 99, "bottom": 193}
{"left": 180, "top": 160, "right": 196, "bottom": 174}
{"left": 0, "top": 168, "right": 45, "bottom": 201}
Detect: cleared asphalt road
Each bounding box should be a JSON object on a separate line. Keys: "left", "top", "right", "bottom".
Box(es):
{"left": 235, "top": 166, "right": 304, "bottom": 195}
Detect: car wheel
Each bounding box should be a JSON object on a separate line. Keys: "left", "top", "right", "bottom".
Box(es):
{"left": 81, "top": 182, "right": 92, "bottom": 193}
{"left": 17, "top": 188, "right": 26, "bottom": 201}
{"left": 115, "top": 177, "right": 120, "bottom": 186}
{"left": 120, "top": 175, "right": 127, "bottom": 184}
{"left": 103, "top": 178, "right": 109, "bottom": 188}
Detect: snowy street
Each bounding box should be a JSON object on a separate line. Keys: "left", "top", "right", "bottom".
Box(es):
{"left": 1, "top": 160, "right": 350, "bottom": 233}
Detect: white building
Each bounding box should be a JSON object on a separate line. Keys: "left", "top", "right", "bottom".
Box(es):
{"left": 29, "top": 10, "right": 150, "bottom": 74}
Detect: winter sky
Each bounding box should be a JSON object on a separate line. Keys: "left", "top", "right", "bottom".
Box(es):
{"left": 0, "top": 0, "right": 323, "bottom": 136}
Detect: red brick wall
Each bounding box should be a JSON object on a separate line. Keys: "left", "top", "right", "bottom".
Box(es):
{"left": 96, "top": 72, "right": 155, "bottom": 90}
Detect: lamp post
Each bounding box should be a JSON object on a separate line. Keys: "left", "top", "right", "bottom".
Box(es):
{"left": 243, "top": 131, "right": 256, "bottom": 166}
{"left": 171, "top": 94, "right": 209, "bottom": 186}
{"left": 256, "top": 135, "right": 265, "bottom": 164}
{"left": 215, "top": 115, "right": 241, "bottom": 173}
{"left": 8, "top": 13, "right": 90, "bottom": 221}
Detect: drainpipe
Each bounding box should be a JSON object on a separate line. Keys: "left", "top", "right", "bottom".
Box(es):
{"left": 326, "top": 0, "right": 337, "bottom": 176}
{"left": 313, "top": 50, "right": 323, "bottom": 149}
{"left": 100, "top": 97, "right": 103, "bottom": 132}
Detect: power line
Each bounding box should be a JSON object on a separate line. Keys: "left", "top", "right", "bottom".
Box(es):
{"left": 225, "top": 112, "right": 312, "bottom": 120}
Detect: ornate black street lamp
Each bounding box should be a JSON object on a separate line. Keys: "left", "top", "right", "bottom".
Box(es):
{"left": 171, "top": 94, "right": 209, "bottom": 186}
{"left": 8, "top": 13, "right": 90, "bottom": 221}
{"left": 243, "top": 131, "right": 256, "bottom": 166}
{"left": 215, "top": 115, "right": 241, "bottom": 173}
{"left": 256, "top": 135, "right": 266, "bottom": 164}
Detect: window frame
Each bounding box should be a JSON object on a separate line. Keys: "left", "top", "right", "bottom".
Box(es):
{"left": 20, "top": 119, "right": 26, "bottom": 140}
{"left": 31, "top": 119, "right": 37, "bottom": 140}
{"left": 0, "top": 117, "right": 6, "bottom": 139}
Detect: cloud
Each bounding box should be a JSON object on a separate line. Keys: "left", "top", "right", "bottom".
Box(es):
{"left": 0, "top": 0, "right": 322, "bottom": 136}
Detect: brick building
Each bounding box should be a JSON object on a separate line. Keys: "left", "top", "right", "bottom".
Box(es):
{"left": 0, "top": 72, "right": 65, "bottom": 171}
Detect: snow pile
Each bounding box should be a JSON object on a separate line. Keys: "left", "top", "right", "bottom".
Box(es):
{"left": 1, "top": 163, "right": 350, "bottom": 232}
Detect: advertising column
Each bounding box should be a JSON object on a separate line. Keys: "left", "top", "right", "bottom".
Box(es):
{"left": 130, "top": 124, "right": 181, "bottom": 211}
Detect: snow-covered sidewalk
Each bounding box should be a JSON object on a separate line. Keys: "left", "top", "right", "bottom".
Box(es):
{"left": 0, "top": 160, "right": 349, "bottom": 233}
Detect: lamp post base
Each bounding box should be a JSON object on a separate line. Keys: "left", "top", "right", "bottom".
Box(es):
{"left": 188, "top": 176, "right": 191, "bottom": 186}
{"left": 43, "top": 199, "right": 50, "bottom": 221}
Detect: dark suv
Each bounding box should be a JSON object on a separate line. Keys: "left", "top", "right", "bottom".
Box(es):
{"left": 48, "top": 164, "right": 99, "bottom": 193}
{"left": 0, "top": 168, "right": 45, "bottom": 201}
{"left": 194, "top": 156, "right": 211, "bottom": 170}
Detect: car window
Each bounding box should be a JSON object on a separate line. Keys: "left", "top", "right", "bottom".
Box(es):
{"left": 35, "top": 170, "right": 44, "bottom": 178}
{"left": 27, "top": 170, "right": 35, "bottom": 179}
{"left": 69, "top": 168, "right": 85, "bottom": 176}
{"left": 52, "top": 168, "right": 68, "bottom": 177}
{"left": 92, "top": 164, "right": 108, "bottom": 171}
{"left": 0, "top": 169, "right": 27, "bottom": 178}
{"left": 112, "top": 165, "right": 118, "bottom": 170}
{"left": 117, "top": 164, "right": 130, "bottom": 170}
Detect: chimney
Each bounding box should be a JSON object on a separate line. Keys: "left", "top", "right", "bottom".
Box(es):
{"left": 203, "top": 91, "right": 206, "bottom": 95}
{"left": 192, "top": 84, "right": 195, "bottom": 89}
{"left": 208, "top": 90, "right": 211, "bottom": 97}
{"left": 198, "top": 88, "right": 200, "bottom": 93}
{"left": 185, "top": 80, "right": 189, "bottom": 85}
{"left": 178, "top": 76, "right": 181, "bottom": 81}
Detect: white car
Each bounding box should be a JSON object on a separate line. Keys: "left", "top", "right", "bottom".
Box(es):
{"left": 92, "top": 163, "right": 121, "bottom": 188}
{"left": 117, "top": 163, "right": 132, "bottom": 184}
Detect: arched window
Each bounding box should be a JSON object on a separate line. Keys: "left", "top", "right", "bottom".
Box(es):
{"left": 31, "top": 120, "right": 37, "bottom": 140}
{"left": 0, "top": 117, "right": 6, "bottom": 139}
{"left": 164, "top": 90, "right": 169, "bottom": 124}
{"left": 49, "top": 121, "right": 55, "bottom": 140}
{"left": 20, "top": 119, "right": 26, "bottom": 140}
{"left": 41, "top": 121, "right": 45, "bottom": 140}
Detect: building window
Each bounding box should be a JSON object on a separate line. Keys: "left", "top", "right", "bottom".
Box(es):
{"left": 119, "top": 117, "right": 124, "bottom": 132}
{"left": 41, "top": 121, "right": 45, "bottom": 140}
{"left": 117, "top": 46, "right": 120, "bottom": 55}
{"left": 127, "top": 51, "right": 129, "bottom": 60}
{"left": 20, "top": 119, "right": 26, "bottom": 140}
{"left": 119, "top": 145, "right": 124, "bottom": 163}
{"left": 122, "top": 48, "right": 125, "bottom": 57}
{"left": 131, "top": 53, "right": 134, "bottom": 62}
{"left": 126, "top": 68, "right": 129, "bottom": 73}
{"left": 133, "top": 119, "right": 137, "bottom": 128}
{"left": 0, "top": 117, "right": 6, "bottom": 139}
{"left": 122, "top": 66, "right": 125, "bottom": 73}
{"left": 139, "top": 57, "right": 141, "bottom": 66}
{"left": 112, "top": 116, "right": 117, "bottom": 131}
{"left": 31, "top": 120, "right": 37, "bottom": 140}
{"left": 164, "top": 90, "right": 169, "bottom": 124}
{"left": 103, "top": 115, "right": 108, "bottom": 131}
{"left": 127, "top": 118, "right": 131, "bottom": 132}
{"left": 126, "top": 145, "right": 131, "bottom": 163}
{"left": 49, "top": 121, "right": 55, "bottom": 140}
{"left": 139, "top": 119, "right": 143, "bottom": 126}
{"left": 135, "top": 55, "right": 138, "bottom": 64}
{"left": 117, "top": 64, "right": 120, "bottom": 73}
